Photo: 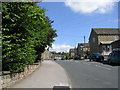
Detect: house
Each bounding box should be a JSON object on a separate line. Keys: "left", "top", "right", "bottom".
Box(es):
{"left": 69, "top": 48, "right": 77, "bottom": 59}
{"left": 52, "top": 54, "right": 64, "bottom": 60}
{"left": 111, "top": 40, "right": 120, "bottom": 49}
{"left": 89, "top": 28, "right": 119, "bottom": 56}
{"left": 77, "top": 43, "right": 90, "bottom": 58}
{"left": 41, "top": 49, "right": 52, "bottom": 60}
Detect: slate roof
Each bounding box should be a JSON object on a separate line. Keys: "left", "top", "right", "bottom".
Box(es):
{"left": 92, "top": 28, "right": 120, "bottom": 35}
{"left": 69, "top": 48, "right": 76, "bottom": 52}
{"left": 78, "top": 43, "right": 89, "bottom": 47}
{"left": 112, "top": 40, "right": 120, "bottom": 44}
{"left": 77, "top": 43, "right": 90, "bottom": 49}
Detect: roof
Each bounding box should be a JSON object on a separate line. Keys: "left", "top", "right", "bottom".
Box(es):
{"left": 52, "top": 54, "right": 64, "bottom": 57}
{"left": 70, "top": 48, "right": 76, "bottom": 50}
{"left": 92, "top": 28, "right": 120, "bottom": 35}
{"left": 112, "top": 40, "right": 120, "bottom": 44}
{"left": 78, "top": 43, "right": 89, "bottom": 47}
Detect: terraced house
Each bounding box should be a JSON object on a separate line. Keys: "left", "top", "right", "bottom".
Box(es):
{"left": 89, "top": 28, "right": 120, "bottom": 56}
{"left": 69, "top": 48, "right": 77, "bottom": 59}
{"left": 77, "top": 43, "right": 90, "bottom": 58}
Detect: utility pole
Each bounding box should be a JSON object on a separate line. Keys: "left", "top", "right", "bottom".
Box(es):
{"left": 82, "top": 36, "right": 86, "bottom": 58}
{"left": 84, "top": 36, "right": 86, "bottom": 44}
{"left": 118, "top": 28, "right": 120, "bottom": 40}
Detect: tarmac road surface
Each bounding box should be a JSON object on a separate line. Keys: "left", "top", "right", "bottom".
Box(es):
{"left": 56, "top": 59, "right": 118, "bottom": 88}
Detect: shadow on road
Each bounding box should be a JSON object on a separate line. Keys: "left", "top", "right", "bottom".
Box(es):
{"left": 95, "top": 60, "right": 120, "bottom": 66}
{"left": 85, "top": 59, "right": 120, "bottom": 66}
{"left": 101, "top": 61, "right": 120, "bottom": 66}
{"left": 53, "top": 86, "right": 70, "bottom": 90}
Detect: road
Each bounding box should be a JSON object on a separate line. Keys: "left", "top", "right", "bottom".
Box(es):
{"left": 56, "top": 59, "right": 118, "bottom": 88}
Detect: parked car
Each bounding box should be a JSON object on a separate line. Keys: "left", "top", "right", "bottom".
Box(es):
{"left": 84, "top": 55, "right": 88, "bottom": 59}
{"left": 61, "top": 57, "right": 64, "bottom": 60}
{"left": 89, "top": 53, "right": 104, "bottom": 61}
{"left": 74, "top": 55, "right": 81, "bottom": 60}
{"left": 54, "top": 58, "right": 57, "bottom": 61}
{"left": 107, "top": 49, "right": 120, "bottom": 65}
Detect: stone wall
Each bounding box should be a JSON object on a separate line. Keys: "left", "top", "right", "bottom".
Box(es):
{"left": 112, "top": 40, "right": 120, "bottom": 49}
{"left": 1, "top": 62, "right": 41, "bottom": 88}
{"left": 89, "top": 31, "right": 99, "bottom": 53}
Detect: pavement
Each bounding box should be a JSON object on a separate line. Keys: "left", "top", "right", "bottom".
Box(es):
{"left": 12, "top": 60, "right": 71, "bottom": 88}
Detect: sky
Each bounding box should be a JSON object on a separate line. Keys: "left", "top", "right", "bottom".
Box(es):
{"left": 37, "top": 0, "right": 118, "bottom": 52}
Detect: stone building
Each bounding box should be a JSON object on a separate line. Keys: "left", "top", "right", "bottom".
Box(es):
{"left": 69, "top": 48, "right": 77, "bottom": 59}
{"left": 41, "top": 49, "right": 52, "bottom": 60}
{"left": 51, "top": 54, "right": 64, "bottom": 60}
{"left": 77, "top": 43, "right": 90, "bottom": 58}
{"left": 111, "top": 40, "right": 120, "bottom": 49}
{"left": 89, "top": 28, "right": 119, "bottom": 56}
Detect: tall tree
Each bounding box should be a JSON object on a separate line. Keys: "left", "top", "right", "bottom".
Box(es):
{"left": 2, "top": 2, "right": 57, "bottom": 72}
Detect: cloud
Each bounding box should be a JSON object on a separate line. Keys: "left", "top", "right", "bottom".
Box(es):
{"left": 65, "top": 0, "right": 116, "bottom": 14}
{"left": 49, "top": 44, "right": 74, "bottom": 52}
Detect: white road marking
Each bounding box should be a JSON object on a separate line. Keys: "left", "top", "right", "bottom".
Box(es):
{"left": 94, "top": 78, "right": 114, "bottom": 87}
{"left": 83, "top": 62, "right": 91, "bottom": 65}
{"left": 94, "top": 78, "right": 99, "bottom": 81}
{"left": 103, "top": 81, "right": 114, "bottom": 87}
{"left": 75, "top": 61, "right": 80, "bottom": 62}
{"left": 95, "top": 65, "right": 111, "bottom": 70}
{"left": 83, "top": 60, "right": 114, "bottom": 70}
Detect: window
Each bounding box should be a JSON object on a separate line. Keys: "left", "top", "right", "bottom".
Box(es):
{"left": 93, "top": 37, "right": 95, "bottom": 42}
{"left": 115, "top": 36, "right": 119, "bottom": 40}
{"left": 107, "top": 45, "right": 110, "bottom": 51}
{"left": 106, "top": 45, "right": 112, "bottom": 51}
{"left": 109, "top": 45, "right": 112, "bottom": 50}
{"left": 102, "top": 46, "right": 106, "bottom": 51}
